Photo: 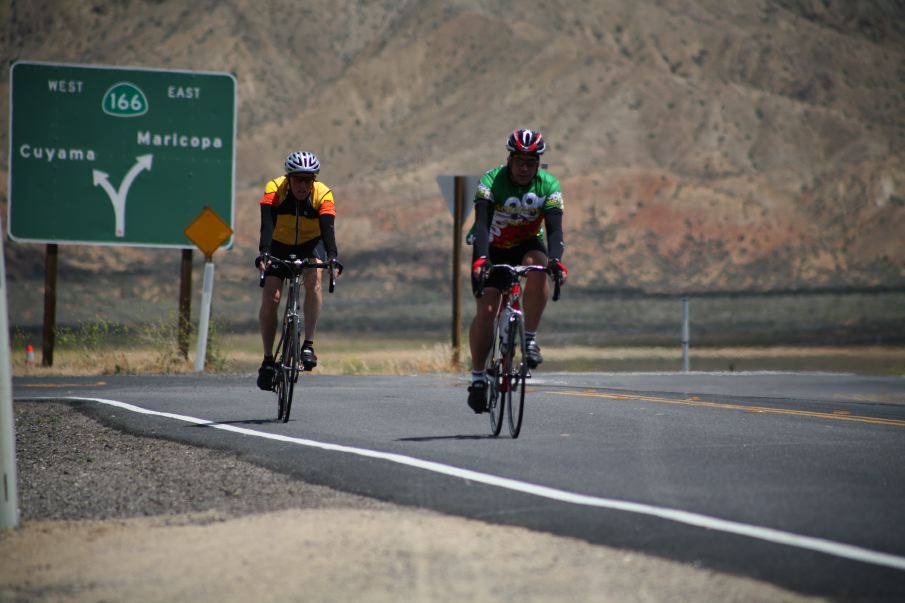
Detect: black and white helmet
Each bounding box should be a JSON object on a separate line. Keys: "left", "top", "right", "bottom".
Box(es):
{"left": 506, "top": 129, "right": 546, "bottom": 155}
{"left": 284, "top": 150, "right": 321, "bottom": 174}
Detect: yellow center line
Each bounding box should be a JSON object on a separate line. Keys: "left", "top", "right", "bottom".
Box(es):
{"left": 547, "top": 390, "right": 905, "bottom": 428}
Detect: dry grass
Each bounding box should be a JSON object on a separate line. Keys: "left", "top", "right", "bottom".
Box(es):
{"left": 544, "top": 345, "right": 905, "bottom": 361}
{"left": 10, "top": 332, "right": 905, "bottom": 377}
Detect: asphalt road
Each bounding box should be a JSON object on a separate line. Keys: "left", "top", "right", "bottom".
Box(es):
{"left": 12, "top": 371, "right": 905, "bottom": 600}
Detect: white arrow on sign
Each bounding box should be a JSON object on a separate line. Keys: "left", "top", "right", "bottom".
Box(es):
{"left": 92, "top": 154, "right": 153, "bottom": 237}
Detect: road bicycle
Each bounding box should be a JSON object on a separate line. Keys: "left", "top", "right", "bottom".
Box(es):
{"left": 478, "top": 264, "right": 562, "bottom": 438}
{"left": 260, "top": 255, "right": 339, "bottom": 423}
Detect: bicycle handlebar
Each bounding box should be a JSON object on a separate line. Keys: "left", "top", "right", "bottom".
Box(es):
{"left": 476, "top": 263, "right": 563, "bottom": 301}
{"left": 258, "top": 254, "right": 340, "bottom": 293}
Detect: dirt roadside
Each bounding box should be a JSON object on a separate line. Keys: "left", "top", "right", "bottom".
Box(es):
{"left": 0, "top": 401, "right": 822, "bottom": 602}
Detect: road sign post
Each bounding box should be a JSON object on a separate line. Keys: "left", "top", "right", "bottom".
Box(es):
{"left": 178, "top": 249, "right": 193, "bottom": 359}
{"left": 437, "top": 175, "right": 478, "bottom": 368}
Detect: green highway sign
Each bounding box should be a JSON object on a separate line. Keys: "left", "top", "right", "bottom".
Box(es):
{"left": 8, "top": 61, "right": 236, "bottom": 248}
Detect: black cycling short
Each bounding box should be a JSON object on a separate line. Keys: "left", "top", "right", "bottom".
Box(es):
{"left": 264, "top": 239, "right": 326, "bottom": 281}
{"left": 471, "top": 237, "right": 548, "bottom": 295}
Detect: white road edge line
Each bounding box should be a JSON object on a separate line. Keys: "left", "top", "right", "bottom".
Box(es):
{"left": 62, "top": 396, "right": 905, "bottom": 572}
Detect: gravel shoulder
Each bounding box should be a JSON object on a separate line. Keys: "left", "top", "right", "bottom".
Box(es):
{"left": 0, "top": 400, "right": 823, "bottom": 602}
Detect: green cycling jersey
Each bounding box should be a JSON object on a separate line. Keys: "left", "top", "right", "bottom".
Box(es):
{"left": 466, "top": 164, "right": 564, "bottom": 249}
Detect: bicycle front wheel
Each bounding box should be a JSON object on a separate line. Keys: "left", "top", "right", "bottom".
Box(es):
{"left": 506, "top": 317, "right": 528, "bottom": 438}
{"left": 278, "top": 317, "right": 298, "bottom": 423}
{"left": 276, "top": 365, "right": 290, "bottom": 421}
{"left": 487, "top": 322, "right": 505, "bottom": 437}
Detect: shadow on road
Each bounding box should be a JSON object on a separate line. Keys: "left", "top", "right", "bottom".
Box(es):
{"left": 190, "top": 418, "right": 280, "bottom": 427}
{"left": 396, "top": 434, "right": 501, "bottom": 442}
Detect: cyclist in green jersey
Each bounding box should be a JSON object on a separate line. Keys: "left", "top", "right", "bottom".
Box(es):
{"left": 466, "top": 129, "right": 569, "bottom": 413}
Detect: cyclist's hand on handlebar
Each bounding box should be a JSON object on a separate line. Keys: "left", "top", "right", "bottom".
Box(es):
{"left": 255, "top": 253, "right": 272, "bottom": 271}
{"left": 548, "top": 258, "right": 568, "bottom": 285}
{"left": 472, "top": 257, "right": 491, "bottom": 298}
{"left": 328, "top": 256, "right": 344, "bottom": 277}
{"left": 472, "top": 256, "right": 490, "bottom": 280}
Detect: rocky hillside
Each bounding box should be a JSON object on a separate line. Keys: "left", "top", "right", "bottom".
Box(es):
{"left": 1, "top": 0, "right": 903, "bottom": 307}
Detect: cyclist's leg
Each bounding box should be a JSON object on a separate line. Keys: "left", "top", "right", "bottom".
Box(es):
{"left": 301, "top": 267, "right": 322, "bottom": 341}
{"left": 258, "top": 274, "right": 283, "bottom": 390}
{"left": 468, "top": 289, "right": 499, "bottom": 414}
{"left": 259, "top": 275, "right": 283, "bottom": 357}
{"left": 300, "top": 239, "right": 326, "bottom": 369}
{"left": 468, "top": 261, "right": 502, "bottom": 413}
{"left": 470, "top": 243, "right": 516, "bottom": 372}
{"left": 469, "top": 287, "right": 501, "bottom": 371}
{"left": 521, "top": 246, "right": 549, "bottom": 334}
{"left": 301, "top": 239, "right": 326, "bottom": 340}
{"left": 521, "top": 242, "right": 549, "bottom": 368}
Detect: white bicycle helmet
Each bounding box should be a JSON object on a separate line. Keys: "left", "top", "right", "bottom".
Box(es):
{"left": 284, "top": 150, "right": 321, "bottom": 174}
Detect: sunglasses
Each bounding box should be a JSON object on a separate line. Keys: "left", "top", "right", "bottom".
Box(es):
{"left": 289, "top": 174, "right": 316, "bottom": 183}
{"left": 510, "top": 156, "right": 540, "bottom": 168}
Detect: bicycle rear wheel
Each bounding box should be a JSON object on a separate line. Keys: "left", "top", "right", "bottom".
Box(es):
{"left": 506, "top": 317, "right": 528, "bottom": 438}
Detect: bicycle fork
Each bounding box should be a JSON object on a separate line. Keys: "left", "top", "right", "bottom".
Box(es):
{"left": 281, "top": 283, "right": 302, "bottom": 375}
{"left": 498, "top": 289, "right": 523, "bottom": 394}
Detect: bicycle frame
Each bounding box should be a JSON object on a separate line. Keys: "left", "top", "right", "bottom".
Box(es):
{"left": 494, "top": 280, "right": 523, "bottom": 394}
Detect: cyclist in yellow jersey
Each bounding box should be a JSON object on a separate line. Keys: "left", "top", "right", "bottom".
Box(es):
{"left": 254, "top": 151, "right": 342, "bottom": 390}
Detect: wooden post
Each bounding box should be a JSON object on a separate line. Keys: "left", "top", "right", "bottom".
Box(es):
{"left": 178, "top": 249, "right": 193, "bottom": 359}
{"left": 451, "top": 176, "right": 465, "bottom": 367}
{"left": 42, "top": 243, "right": 58, "bottom": 367}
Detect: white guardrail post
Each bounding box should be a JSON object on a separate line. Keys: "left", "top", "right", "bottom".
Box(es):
{"left": 0, "top": 230, "right": 20, "bottom": 528}
{"left": 681, "top": 297, "right": 690, "bottom": 373}
{"left": 194, "top": 260, "right": 216, "bottom": 372}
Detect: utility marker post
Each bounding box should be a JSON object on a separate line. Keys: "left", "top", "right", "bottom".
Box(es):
{"left": 0, "top": 217, "right": 20, "bottom": 528}
{"left": 195, "top": 260, "right": 216, "bottom": 372}
{"left": 681, "top": 297, "right": 690, "bottom": 372}
{"left": 451, "top": 177, "right": 464, "bottom": 366}
{"left": 183, "top": 207, "right": 233, "bottom": 372}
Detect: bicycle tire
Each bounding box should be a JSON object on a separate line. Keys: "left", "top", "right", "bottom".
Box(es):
{"left": 487, "top": 319, "right": 505, "bottom": 437}
{"left": 276, "top": 364, "right": 289, "bottom": 421}
{"left": 280, "top": 317, "right": 299, "bottom": 423}
{"left": 273, "top": 322, "right": 288, "bottom": 421}
{"left": 506, "top": 316, "right": 528, "bottom": 438}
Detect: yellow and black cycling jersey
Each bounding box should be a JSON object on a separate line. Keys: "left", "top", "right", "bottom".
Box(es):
{"left": 259, "top": 176, "right": 336, "bottom": 247}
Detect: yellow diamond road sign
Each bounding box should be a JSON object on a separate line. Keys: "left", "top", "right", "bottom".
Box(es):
{"left": 184, "top": 207, "right": 233, "bottom": 258}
